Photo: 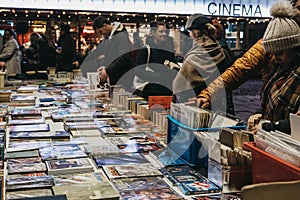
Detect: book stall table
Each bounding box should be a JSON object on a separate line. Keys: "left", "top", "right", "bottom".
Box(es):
{"left": 0, "top": 80, "right": 259, "bottom": 200}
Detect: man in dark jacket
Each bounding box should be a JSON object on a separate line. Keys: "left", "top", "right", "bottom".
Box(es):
{"left": 80, "top": 16, "right": 132, "bottom": 86}
{"left": 57, "top": 24, "right": 76, "bottom": 72}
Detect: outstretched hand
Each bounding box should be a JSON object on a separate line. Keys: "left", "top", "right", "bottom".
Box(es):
{"left": 197, "top": 97, "right": 211, "bottom": 109}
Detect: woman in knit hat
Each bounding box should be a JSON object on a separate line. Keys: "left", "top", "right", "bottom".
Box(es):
{"left": 247, "top": 0, "right": 300, "bottom": 131}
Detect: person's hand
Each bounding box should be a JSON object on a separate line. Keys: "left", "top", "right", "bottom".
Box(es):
{"left": 72, "top": 61, "right": 80, "bottom": 68}
{"left": 97, "top": 66, "right": 108, "bottom": 84}
{"left": 296, "top": 110, "right": 300, "bottom": 116}
{"left": 197, "top": 97, "right": 211, "bottom": 109}
{"left": 247, "top": 113, "right": 262, "bottom": 133}
{"left": 0, "top": 61, "right": 5, "bottom": 68}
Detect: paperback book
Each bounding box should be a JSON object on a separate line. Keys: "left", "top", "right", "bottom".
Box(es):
{"left": 46, "top": 158, "right": 95, "bottom": 175}
{"left": 102, "top": 163, "right": 163, "bottom": 179}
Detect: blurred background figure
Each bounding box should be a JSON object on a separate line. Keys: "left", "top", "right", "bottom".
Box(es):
{"left": 24, "top": 32, "right": 42, "bottom": 72}
{"left": 39, "top": 27, "right": 58, "bottom": 71}
{"left": 56, "top": 24, "right": 76, "bottom": 72}
{"left": 0, "top": 28, "right": 21, "bottom": 75}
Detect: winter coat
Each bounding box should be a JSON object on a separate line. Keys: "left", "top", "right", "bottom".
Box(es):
{"left": 198, "top": 39, "right": 276, "bottom": 100}
{"left": 173, "top": 35, "right": 230, "bottom": 102}
{"left": 0, "top": 37, "right": 21, "bottom": 74}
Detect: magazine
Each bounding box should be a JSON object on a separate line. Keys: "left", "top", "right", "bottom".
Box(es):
{"left": 46, "top": 158, "right": 95, "bottom": 175}
{"left": 102, "top": 163, "right": 163, "bottom": 179}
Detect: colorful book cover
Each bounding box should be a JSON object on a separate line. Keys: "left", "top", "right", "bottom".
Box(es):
{"left": 46, "top": 158, "right": 95, "bottom": 175}
{"left": 6, "top": 175, "right": 55, "bottom": 190}
{"left": 119, "top": 187, "right": 184, "bottom": 200}
{"left": 53, "top": 171, "right": 107, "bottom": 186}
{"left": 9, "top": 131, "right": 70, "bottom": 139}
{"left": 94, "top": 153, "right": 149, "bottom": 167}
{"left": 7, "top": 139, "right": 52, "bottom": 152}
{"left": 9, "top": 124, "right": 50, "bottom": 133}
{"left": 7, "top": 157, "right": 46, "bottom": 174}
{"left": 102, "top": 163, "right": 163, "bottom": 179}
{"left": 160, "top": 165, "right": 221, "bottom": 195}
{"left": 112, "top": 177, "right": 169, "bottom": 192}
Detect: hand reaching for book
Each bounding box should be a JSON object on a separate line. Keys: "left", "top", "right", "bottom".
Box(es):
{"left": 247, "top": 113, "right": 262, "bottom": 134}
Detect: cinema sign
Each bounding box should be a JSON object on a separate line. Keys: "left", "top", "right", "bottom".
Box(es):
{"left": 207, "top": 3, "right": 263, "bottom": 17}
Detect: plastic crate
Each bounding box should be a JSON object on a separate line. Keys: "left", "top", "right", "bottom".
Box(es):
{"left": 167, "top": 115, "right": 245, "bottom": 167}
{"left": 244, "top": 142, "right": 300, "bottom": 184}
{"left": 167, "top": 115, "right": 208, "bottom": 167}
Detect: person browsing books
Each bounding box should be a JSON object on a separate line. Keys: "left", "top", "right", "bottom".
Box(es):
{"left": 248, "top": 1, "right": 300, "bottom": 133}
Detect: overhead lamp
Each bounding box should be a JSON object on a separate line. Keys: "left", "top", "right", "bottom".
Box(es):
{"left": 63, "top": 11, "right": 66, "bottom": 15}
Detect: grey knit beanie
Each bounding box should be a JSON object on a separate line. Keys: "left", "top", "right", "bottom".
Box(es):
{"left": 263, "top": 0, "right": 300, "bottom": 52}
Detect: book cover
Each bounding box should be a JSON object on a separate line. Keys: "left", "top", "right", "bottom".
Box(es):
{"left": 9, "top": 124, "right": 50, "bottom": 133}
{"left": 53, "top": 182, "right": 120, "bottom": 200}
{"left": 53, "top": 171, "right": 107, "bottom": 186}
{"left": 39, "top": 144, "right": 88, "bottom": 160}
{"left": 10, "top": 108, "right": 41, "bottom": 117}
{"left": 160, "top": 165, "right": 221, "bottom": 195}
{"left": 112, "top": 177, "right": 170, "bottom": 192}
{"left": 6, "top": 189, "right": 54, "bottom": 199}
{"left": 102, "top": 163, "right": 163, "bottom": 179}
{"left": 46, "top": 158, "right": 95, "bottom": 175}
{"left": 94, "top": 153, "right": 149, "bottom": 167}
{"left": 84, "top": 144, "right": 120, "bottom": 156}
{"left": 7, "top": 157, "right": 47, "bottom": 174}
{"left": 5, "top": 150, "right": 40, "bottom": 160}
{"left": 6, "top": 175, "right": 55, "bottom": 190}
{"left": 14, "top": 195, "right": 68, "bottom": 200}
{"left": 7, "top": 139, "right": 52, "bottom": 152}
{"left": 10, "top": 131, "right": 70, "bottom": 140}
{"left": 8, "top": 117, "right": 46, "bottom": 125}
{"left": 119, "top": 187, "right": 184, "bottom": 200}
{"left": 70, "top": 129, "right": 102, "bottom": 138}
